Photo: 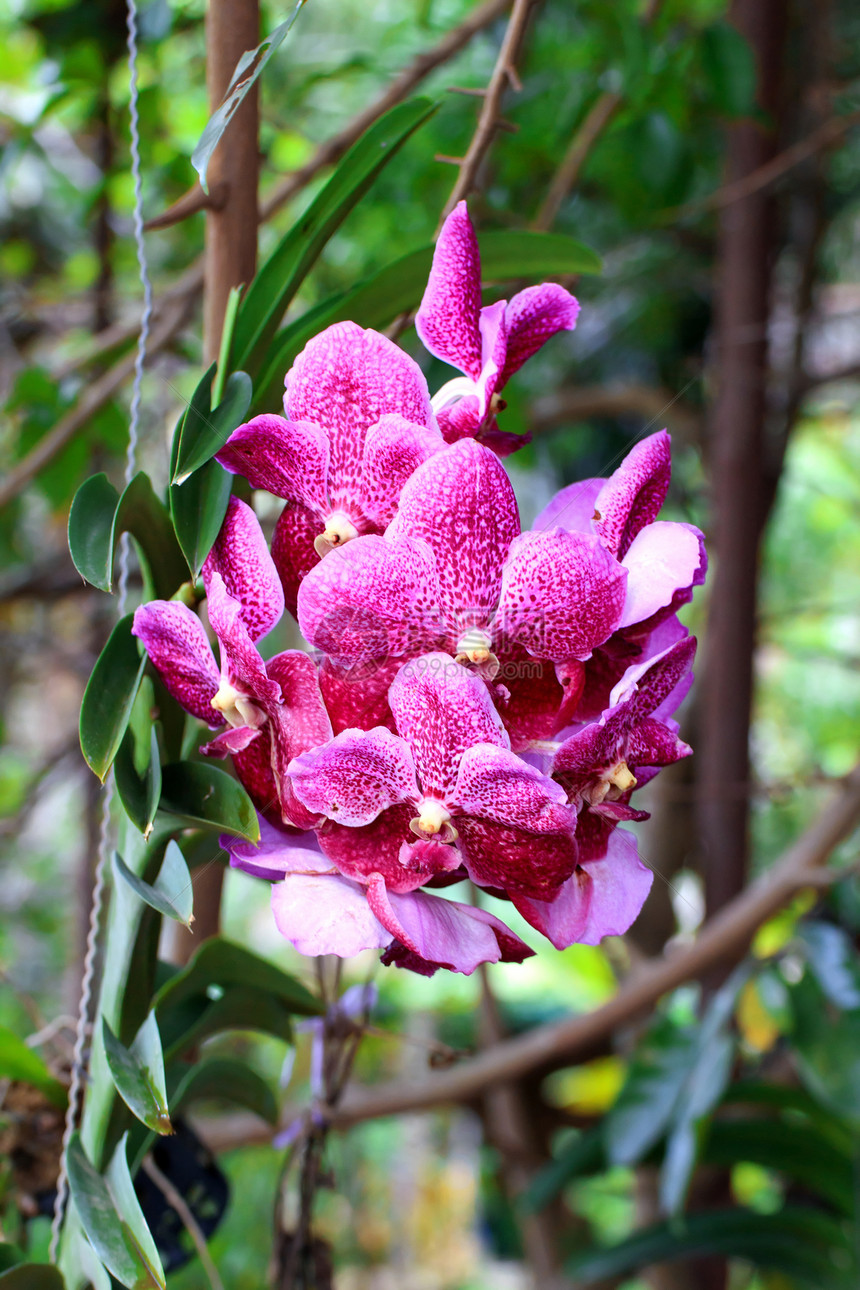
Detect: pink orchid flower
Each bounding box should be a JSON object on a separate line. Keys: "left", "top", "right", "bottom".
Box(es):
{"left": 215, "top": 322, "right": 443, "bottom": 611}
{"left": 132, "top": 497, "right": 331, "bottom": 827}
{"left": 415, "top": 201, "right": 580, "bottom": 454}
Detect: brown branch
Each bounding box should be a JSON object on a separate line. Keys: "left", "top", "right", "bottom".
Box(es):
{"left": 530, "top": 382, "right": 701, "bottom": 439}
{"left": 143, "top": 181, "right": 228, "bottom": 231}
{"left": 141, "top": 1156, "right": 225, "bottom": 1290}
{"left": 332, "top": 764, "right": 860, "bottom": 1124}
{"left": 666, "top": 106, "right": 860, "bottom": 223}
{"left": 442, "top": 0, "right": 538, "bottom": 219}
{"left": 532, "top": 90, "right": 623, "bottom": 231}
{"left": 7, "top": 0, "right": 510, "bottom": 502}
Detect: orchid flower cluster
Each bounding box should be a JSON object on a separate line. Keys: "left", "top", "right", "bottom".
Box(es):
{"left": 133, "top": 203, "right": 706, "bottom": 977}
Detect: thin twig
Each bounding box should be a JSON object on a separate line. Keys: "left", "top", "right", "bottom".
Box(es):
{"left": 532, "top": 90, "right": 622, "bottom": 231}
{"left": 142, "top": 1155, "right": 225, "bottom": 1290}
{"left": 442, "top": 0, "right": 538, "bottom": 220}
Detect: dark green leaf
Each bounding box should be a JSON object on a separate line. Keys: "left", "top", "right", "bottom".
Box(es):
{"left": 0, "top": 1268, "right": 66, "bottom": 1289}
{"left": 233, "top": 97, "right": 437, "bottom": 376}
{"left": 68, "top": 472, "right": 121, "bottom": 592}
{"left": 159, "top": 986, "right": 297, "bottom": 1061}
{"left": 79, "top": 616, "right": 146, "bottom": 782}
{"left": 158, "top": 761, "right": 259, "bottom": 842}
{"left": 520, "top": 1127, "right": 606, "bottom": 1213}
{"left": 253, "top": 229, "right": 601, "bottom": 410}
{"left": 102, "top": 1014, "right": 171, "bottom": 1135}
{"left": 171, "top": 370, "right": 252, "bottom": 485}
{"left": 0, "top": 1249, "right": 22, "bottom": 1276}
{"left": 703, "top": 1117, "right": 854, "bottom": 1215}
{"left": 115, "top": 725, "right": 161, "bottom": 839}
{"left": 103, "top": 1135, "right": 165, "bottom": 1288}
{"left": 154, "top": 937, "right": 321, "bottom": 1016}
{"left": 790, "top": 972, "right": 860, "bottom": 1122}
{"left": 68, "top": 473, "right": 187, "bottom": 601}
{"left": 170, "top": 1056, "right": 278, "bottom": 1124}
{"left": 701, "top": 21, "right": 757, "bottom": 119}
{"left": 605, "top": 1014, "right": 696, "bottom": 1166}
{"left": 798, "top": 920, "right": 860, "bottom": 1010}
{"left": 113, "top": 843, "right": 193, "bottom": 927}
{"left": 192, "top": 2, "right": 305, "bottom": 191}
{"left": 567, "top": 1207, "right": 854, "bottom": 1288}
{"left": 66, "top": 1133, "right": 165, "bottom": 1289}
{"left": 168, "top": 369, "right": 233, "bottom": 577}
{"left": 0, "top": 1027, "right": 66, "bottom": 1108}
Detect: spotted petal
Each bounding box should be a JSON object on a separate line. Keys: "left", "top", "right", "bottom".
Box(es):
{"left": 360, "top": 414, "right": 445, "bottom": 528}
{"left": 415, "top": 200, "right": 483, "bottom": 380}
{"left": 458, "top": 816, "right": 578, "bottom": 901}
{"left": 285, "top": 322, "right": 433, "bottom": 513}
{"left": 594, "top": 430, "right": 671, "bottom": 558}
{"left": 451, "top": 743, "right": 573, "bottom": 833}
{"left": 132, "top": 600, "right": 219, "bottom": 725}
{"left": 202, "top": 496, "right": 284, "bottom": 641}
{"left": 216, "top": 415, "right": 329, "bottom": 513}
{"left": 271, "top": 500, "right": 324, "bottom": 618}
{"left": 207, "top": 572, "right": 281, "bottom": 706}
{"left": 499, "top": 283, "right": 580, "bottom": 387}
{"left": 288, "top": 727, "right": 419, "bottom": 826}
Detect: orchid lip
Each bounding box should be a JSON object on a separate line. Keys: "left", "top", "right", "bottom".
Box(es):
{"left": 453, "top": 628, "right": 499, "bottom": 678}
{"left": 313, "top": 510, "right": 360, "bottom": 558}
{"left": 211, "top": 680, "right": 265, "bottom": 730}
{"left": 408, "top": 798, "right": 458, "bottom": 843}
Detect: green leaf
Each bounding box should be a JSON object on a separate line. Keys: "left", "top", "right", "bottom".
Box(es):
{"left": 0, "top": 1026, "right": 67, "bottom": 1108}
{"left": 789, "top": 971, "right": 860, "bottom": 1122}
{"left": 0, "top": 1268, "right": 66, "bottom": 1289}
{"left": 567, "top": 1207, "right": 855, "bottom": 1289}
{"left": 103, "top": 1135, "right": 165, "bottom": 1288}
{"left": 158, "top": 761, "right": 259, "bottom": 842}
{"left": 115, "top": 725, "right": 161, "bottom": 839}
{"left": 158, "top": 986, "right": 297, "bottom": 1061}
{"left": 154, "top": 937, "right": 321, "bottom": 1016}
{"left": 79, "top": 616, "right": 146, "bottom": 782}
{"left": 68, "top": 473, "right": 187, "bottom": 601}
{"left": 798, "top": 919, "right": 860, "bottom": 1010}
{"left": 192, "top": 1, "right": 306, "bottom": 192}
{"left": 171, "top": 370, "right": 252, "bottom": 485}
{"left": 113, "top": 842, "right": 193, "bottom": 927}
{"left": 605, "top": 1014, "right": 696, "bottom": 1166}
{"left": 520, "top": 1126, "right": 606, "bottom": 1213}
{"left": 252, "top": 229, "right": 601, "bottom": 409}
{"left": 700, "top": 21, "right": 757, "bottom": 119}
{"left": 168, "top": 369, "right": 233, "bottom": 577}
{"left": 0, "top": 1249, "right": 22, "bottom": 1276}
{"left": 66, "top": 1132, "right": 165, "bottom": 1289}
{"left": 703, "top": 1117, "right": 854, "bottom": 1216}
{"left": 170, "top": 1056, "right": 278, "bottom": 1124}
{"left": 232, "top": 97, "right": 437, "bottom": 376}
{"left": 102, "top": 1014, "right": 171, "bottom": 1135}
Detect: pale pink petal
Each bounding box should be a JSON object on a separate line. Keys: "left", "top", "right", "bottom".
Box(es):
{"left": 386, "top": 439, "right": 520, "bottom": 638}
{"left": 371, "top": 878, "right": 534, "bottom": 975}
{"left": 360, "top": 414, "right": 445, "bottom": 528}
{"left": 288, "top": 727, "right": 419, "bottom": 826}
{"left": 271, "top": 501, "right": 323, "bottom": 618}
{"left": 223, "top": 818, "right": 333, "bottom": 880}
{"left": 265, "top": 650, "right": 334, "bottom": 830}
{"left": 499, "top": 283, "right": 580, "bottom": 387}
{"left": 272, "top": 873, "right": 391, "bottom": 957}
{"left": 457, "top": 816, "right": 578, "bottom": 901}
{"left": 594, "top": 430, "right": 671, "bottom": 558}
{"left": 451, "top": 743, "right": 573, "bottom": 832}
{"left": 285, "top": 322, "right": 433, "bottom": 513}
{"left": 498, "top": 529, "right": 627, "bottom": 661}
{"left": 389, "top": 654, "right": 509, "bottom": 799}
{"left": 297, "top": 534, "right": 442, "bottom": 667}
{"left": 132, "top": 601, "right": 219, "bottom": 725}
{"left": 618, "top": 521, "right": 706, "bottom": 629}
{"left": 514, "top": 827, "right": 652, "bottom": 948}
{"left": 201, "top": 725, "right": 260, "bottom": 757}
{"left": 216, "top": 415, "right": 329, "bottom": 513}
{"left": 207, "top": 572, "right": 281, "bottom": 706}
{"left": 475, "top": 298, "right": 508, "bottom": 412}
{"left": 415, "top": 200, "right": 483, "bottom": 380}
{"left": 202, "top": 496, "right": 284, "bottom": 641}
{"left": 534, "top": 477, "right": 603, "bottom": 535}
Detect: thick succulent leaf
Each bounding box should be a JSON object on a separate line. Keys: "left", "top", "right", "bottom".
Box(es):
{"left": 171, "top": 370, "right": 252, "bottom": 484}
{"left": 702, "top": 1117, "right": 854, "bottom": 1215}
{"left": 157, "top": 986, "right": 297, "bottom": 1062}
{"left": 168, "top": 368, "right": 233, "bottom": 577}
{"left": 114, "top": 724, "right": 161, "bottom": 840}
{"left": 154, "top": 937, "right": 321, "bottom": 1016}
{"left": 102, "top": 1014, "right": 171, "bottom": 1135}
{"left": 170, "top": 1056, "right": 277, "bottom": 1124}
{"left": 113, "top": 841, "right": 193, "bottom": 927}
{"left": 158, "top": 761, "right": 259, "bottom": 843}
{"left": 79, "top": 615, "right": 146, "bottom": 782}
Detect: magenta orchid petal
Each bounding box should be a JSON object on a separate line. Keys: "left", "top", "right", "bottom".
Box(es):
{"left": 202, "top": 496, "right": 285, "bottom": 641}
{"left": 451, "top": 743, "right": 573, "bottom": 833}
{"left": 618, "top": 521, "right": 706, "bottom": 629}
{"left": 435, "top": 394, "right": 482, "bottom": 444}
{"left": 263, "top": 650, "right": 334, "bottom": 829}
{"left": 534, "top": 477, "right": 604, "bottom": 535}
{"left": 216, "top": 415, "right": 329, "bottom": 513}
{"left": 457, "top": 816, "right": 578, "bottom": 900}
{"left": 610, "top": 634, "right": 697, "bottom": 721}
{"left": 318, "top": 805, "right": 432, "bottom": 892}
{"left": 132, "top": 601, "right": 219, "bottom": 725}
{"left": 498, "top": 529, "right": 627, "bottom": 661}
{"left": 500, "top": 283, "right": 580, "bottom": 387}
{"left": 288, "top": 727, "right": 419, "bottom": 826}
{"left": 475, "top": 298, "right": 508, "bottom": 411}
{"left": 232, "top": 728, "right": 281, "bottom": 822}
{"left": 201, "top": 725, "right": 260, "bottom": 757}
{"left": 272, "top": 873, "right": 391, "bottom": 957}
{"left": 626, "top": 718, "right": 692, "bottom": 767}
{"left": 223, "top": 817, "right": 333, "bottom": 880}
{"left": 370, "top": 877, "right": 534, "bottom": 975}
{"left": 415, "top": 200, "right": 483, "bottom": 379}
{"left": 271, "top": 500, "right": 324, "bottom": 618}
{"left": 318, "top": 657, "right": 399, "bottom": 735}
{"left": 514, "top": 827, "right": 653, "bottom": 949}
{"left": 206, "top": 572, "right": 281, "bottom": 706}
{"left": 360, "top": 414, "right": 445, "bottom": 528}
{"left": 387, "top": 439, "right": 520, "bottom": 636}
{"left": 285, "top": 322, "right": 433, "bottom": 513}
{"left": 389, "top": 654, "right": 509, "bottom": 799}
{"left": 593, "top": 430, "right": 671, "bottom": 558}
{"left": 297, "top": 534, "right": 442, "bottom": 667}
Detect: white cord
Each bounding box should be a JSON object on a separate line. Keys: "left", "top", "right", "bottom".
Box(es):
{"left": 50, "top": 0, "right": 151, "bottom": 1260}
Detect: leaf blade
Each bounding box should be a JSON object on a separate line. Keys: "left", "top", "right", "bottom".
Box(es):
{"left": 79, "top": 616, "right": 146, "bottom": 782}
